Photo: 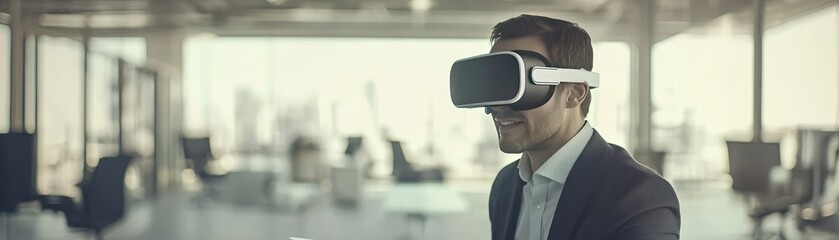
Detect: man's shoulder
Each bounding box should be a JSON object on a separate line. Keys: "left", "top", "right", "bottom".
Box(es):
{"left": 594, "top": 143, "right": 681, "bottom": 235}
{"left": 584, "top": 131, "right": 667, "bottom": 185}
{"left": 600, "top": 144, "right": 657, "bottom": 178}
{"left": 601, "top": 143, "right": 679, "bottom": 210}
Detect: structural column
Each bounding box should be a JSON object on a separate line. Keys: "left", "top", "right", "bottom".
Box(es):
{"left": 752, "top": 0, "right": 765, "bottom": 142}
{"left": 82, "top": 32, "right": 89, "bottom": 173}
{"left": 146, "top": 29, "right": 184, "bottom": 194}
{"left": 9, "top": 0, "right": 24, "bottom": 132}
{"left": 631, "top": 0, "right": 655, "bottom": 165}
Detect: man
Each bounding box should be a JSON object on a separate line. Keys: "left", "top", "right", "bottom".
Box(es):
{"left": 486, "top": 15, "right": 680, "bottom": 240}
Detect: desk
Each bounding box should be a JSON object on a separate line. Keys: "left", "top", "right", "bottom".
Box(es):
{"left": 221, "top": 155, "right": 290, "bottom": 173}
{"left": 214, "top": 155, "right": 320, "bottom": 211}
{"left": 384, "top": 183, "right": 469, "bottom": 239}
{"left": 384, "top": 184, "right": 469, "bottom": 213}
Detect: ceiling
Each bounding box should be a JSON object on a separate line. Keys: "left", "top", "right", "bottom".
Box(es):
{"left": 1, "top": 0, "right": 836, "bottom": 41}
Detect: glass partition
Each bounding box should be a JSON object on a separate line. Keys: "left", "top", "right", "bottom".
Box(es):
{"left": 121, "top": 64, "right": 157, "bottom": 199}
{"left": 86, "top": 52, "right": 119, "bottom": 167}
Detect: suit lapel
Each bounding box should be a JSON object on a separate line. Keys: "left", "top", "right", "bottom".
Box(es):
{"left": 547, "top": 131, "right": 612, "bottom": 240}
{"left": 500, "top": 161, "right": 526, "bottom": 240}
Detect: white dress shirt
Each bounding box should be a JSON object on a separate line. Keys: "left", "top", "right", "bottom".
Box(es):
{"left": 514, "top": 122, "right": 594, "bottom": 240}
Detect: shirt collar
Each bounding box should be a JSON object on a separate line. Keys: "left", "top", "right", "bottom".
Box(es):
{"left": 517, "top": 121, "right": 593, "bottom": 184}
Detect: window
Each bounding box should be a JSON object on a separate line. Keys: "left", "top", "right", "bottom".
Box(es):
{"left": 589, "top": 42, "right": 631, "bottom": 149}
{"left": 763, "top": 6, "right": 838, "bottom": 130}
{"left": 184, "top": 37, "right": 632, "bottom": 177}
{"left": 764, "top": 5, "right": 838, "bottom": 167}
{"left": 37, "top": 36, "right": 84, "bottom": 196}
{"left": 0, "top": 24, "right": 9, "bottom": 133}
{"left": 653, "top": 18, "right": 755, "bottom": 180}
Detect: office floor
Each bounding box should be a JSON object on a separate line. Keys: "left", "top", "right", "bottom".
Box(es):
{"left": 3, "top": 181, "right": 839, "bottom": 240}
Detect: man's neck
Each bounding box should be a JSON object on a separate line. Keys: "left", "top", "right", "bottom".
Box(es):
{"left": 525, "top": 118, "right": 585, "bottom": 173}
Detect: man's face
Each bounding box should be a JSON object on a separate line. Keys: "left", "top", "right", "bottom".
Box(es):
{"left": 488, "top": 36, "right": 569, "bottom": 153}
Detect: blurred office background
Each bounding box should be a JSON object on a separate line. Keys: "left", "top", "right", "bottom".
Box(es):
{"left": 0, "top": 0, "right": 837, "bottom": 239}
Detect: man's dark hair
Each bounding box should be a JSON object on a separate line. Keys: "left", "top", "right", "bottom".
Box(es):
{"left": 490, "top": 14, "right": 594, "bottom": 118}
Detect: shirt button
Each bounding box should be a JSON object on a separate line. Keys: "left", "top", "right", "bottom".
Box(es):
{"left": 537, "top": 205, "right": 542, "bottom": 209}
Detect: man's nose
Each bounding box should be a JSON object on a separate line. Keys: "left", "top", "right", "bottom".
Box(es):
{"left": 485, "top": 106, "right": 511, "bottom": 115}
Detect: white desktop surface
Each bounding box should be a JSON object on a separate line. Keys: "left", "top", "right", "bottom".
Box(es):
{"left": 383, "top": 183, "right": 469, "bottom": 214}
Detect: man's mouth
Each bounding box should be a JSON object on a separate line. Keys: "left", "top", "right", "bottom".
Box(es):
{"left": 495, "top": 118, "right": 523, "bottom": 132}
{"left": 498, "top": 121, "right": 519, "bottom": 126}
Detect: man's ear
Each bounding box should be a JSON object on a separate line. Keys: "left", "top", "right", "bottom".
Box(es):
{"left": 565, "top": 83, "right": 589, "bottom": 109}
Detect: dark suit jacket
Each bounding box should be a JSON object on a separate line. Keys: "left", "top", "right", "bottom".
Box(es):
{"left": 489, "top": 130, "right": 680, "bottom": 240}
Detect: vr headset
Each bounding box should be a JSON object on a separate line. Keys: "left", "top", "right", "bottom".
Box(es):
{"left": 449, "top": 50, "right": 600, "bottom": 112}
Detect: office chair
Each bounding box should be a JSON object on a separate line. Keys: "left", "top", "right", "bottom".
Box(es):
{"left": 0, "top": 133, "right": 37, "bottom": 240}
{"left": 0, "top": 133, "right": 38, "bottom": 212}
{"left": 39, "top": 156, "right": 133, "bottom": 240}
{"left": 727, "top": 141, "right": 790, "bottom": 240}
{"left": 390, "top": 141, "right": 445, "bottom": 183}
{"left": 793, "top": 129, "right": 839, "bottom": 232}
{"left": 181, "top": 136, "right": 227, "bottom": 205}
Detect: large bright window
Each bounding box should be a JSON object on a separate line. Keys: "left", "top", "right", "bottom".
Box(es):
{"left": 184, "top": 37, "right": 631, "bottom": 177}
{"left": 590, "top": 42, "right": 631, "bottom": 149}
{"left": 764, "top": 5, "right": 838, "bottom": 133}
{"left": 764, "top": 5, "right": 838, "bottom": 167}
{"left": 653, "top": 25, "right": 754, "bottom": 180}
{"left": 0, "top": 25, "right": 9, "bottom": 133}
{"left": 37, "top": 36, "right": 85, "bottom": 196}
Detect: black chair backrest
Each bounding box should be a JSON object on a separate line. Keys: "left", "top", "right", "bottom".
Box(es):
{"left": 181, "top": 137, "right": 212, "bottom": 175}
{"left": 727, "top": 141, "right": 781, "bottom": 194}
{"left": 181, "top": 137, "right": 212, "bottom": 161}
{"left": 84, "top": 156, "right": 132, "bottom": 227}
{"left": 390, "top": 141, "right": 414, "bottom": 174}
{"left": 344, "top": 137, "right": 363, "bottom": 156}
{"left": 0, "top": 132, "right": 37, "bottom": 212}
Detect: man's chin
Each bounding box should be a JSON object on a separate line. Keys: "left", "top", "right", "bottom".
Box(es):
{"left": 499, "top": 148, "right": 523, "bottom": 154}
{"left": 498, "top": 141, "right": 525, "bottom": 153}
